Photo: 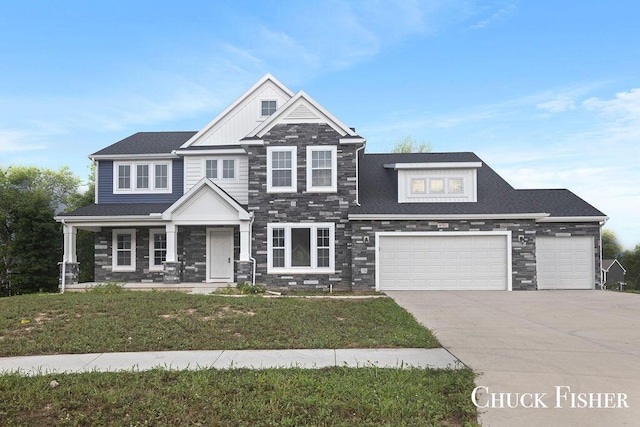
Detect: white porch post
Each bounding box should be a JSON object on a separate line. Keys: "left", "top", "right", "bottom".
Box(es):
{"left": 166, "top": 223, "right": 178, "bottom": 262}
{"left": 240, "top": 220, "right": 250, "bottom": 261}
{"left": 63, "top": 224, "right": 77, "bottom": 263}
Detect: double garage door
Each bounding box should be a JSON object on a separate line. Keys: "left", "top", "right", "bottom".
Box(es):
{"left": 377, "top": 233, "right": 594, "bottom": 291}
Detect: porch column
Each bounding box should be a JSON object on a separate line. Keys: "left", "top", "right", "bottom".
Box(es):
{"left": 60, "top": 224, "right": 79, "bottom": 288}
{"left": 63, "top": 224, "right": 77, "bottom": 263}
{"left": 239, "top": 220, "right": 250, "bottom": 261}
{"left": 163, "top": 223, "right": 181, "bottom": 284}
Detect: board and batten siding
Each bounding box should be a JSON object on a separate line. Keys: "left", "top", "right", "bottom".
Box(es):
{"left": 184, "top": 155, "right": 249, "bottom": 204}
{"left": 97, "top": 159, "right": 184, "bottom": 203}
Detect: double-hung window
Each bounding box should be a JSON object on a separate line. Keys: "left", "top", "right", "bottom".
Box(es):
{"left": 112, "top": 229, "right": 136, "bottom": 272}
{"left": 204, "top": 158, "right": 236, "bottom": 181}
{"left": 267, "top": 223, "right": 335, "bottom": 273}
{"left": 306, "top": 146, "right": 337, "bottom": 192}
{"left": 267, "top": 147, "right": 297, "bottom": 192}
{"left": 149, "top": 229, "right": 167, "bottom": 271}
{"left": 114, "top": 161, "right": 171, "bottom": 193}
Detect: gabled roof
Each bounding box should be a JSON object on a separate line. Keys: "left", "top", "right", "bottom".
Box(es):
{"left": 603, "top": 259, "right": 626, "bottom": 273}
{"left": 180, "top": 73, "right": 294, "bottom": 149}
{"left": 58, "top": 203, "right": 172, "bottom": 217}
{"left": 352, "top": 152, "right": 606, "bottom": 219}
{"left": 247, "top": 90, "right": 359, "bottom": 139}
{"left": 91, "top": 132, "right": 196, "bottom": 158}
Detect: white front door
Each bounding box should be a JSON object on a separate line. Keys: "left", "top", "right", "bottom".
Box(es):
{"left": 207, "top": 228, "right": 234, "bottom": 282}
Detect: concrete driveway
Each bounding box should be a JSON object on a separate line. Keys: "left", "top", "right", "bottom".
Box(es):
{"left": 387, "top": 290, "right": 640, "bottom": 427}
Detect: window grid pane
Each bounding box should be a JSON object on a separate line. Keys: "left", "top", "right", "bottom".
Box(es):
{"left": 153, "top": 233, "right": 167, "bottom": 265}
{"left": 155, "top": 164, "right": 168, "bottom": 189}
{"left": 118, "top": 165, "right": 131, "bottom": 189}
{"left": 272, "top": 228, "right": 285, "bottom": 268}
{"left": 261, "top": 100, "right": 277, "bottom": 116}
{"left": 429, "top": 178, "right": 444, "bottom": 194}
{"left": 223, "top": 159, "right": 235, "bottom": 179}
{"left": 271, "top": 151, "right": 292, "bottom": 187}
{"left": 136, "top": 164, "right": 149, "bottom": 189}
{"left": 205, "top": 160, "right": 217, "bottom": 179}
{"left": 116, "top": 234, "right": 132, "bottom": 266}
{"left": 311, "top": 150, "right": 333, "bottom": 187}
{"left": 316, "top": 228, "right": 330, "bottom": 268}
{"left": 448, "top": 178, "right": 463, "bottom": 193}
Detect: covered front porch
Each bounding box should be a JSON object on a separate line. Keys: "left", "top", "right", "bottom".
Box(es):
{"left": 57, "top": 178, "right": 255, "bottom": 290}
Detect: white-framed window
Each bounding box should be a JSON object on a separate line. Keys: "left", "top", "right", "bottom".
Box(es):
{"left": 149, "top": 229, "right": 167, "bottom": 271}
{"left": 267, "top": 147, "right": 297, "bottom": 193}
{"left": 112, "top": 229, "right": 136, "bottom": 272}
{"left": 267, "top": 223, "right": 335, "bottom": 273}
{"left": 203, "top": 158, "right": 237, "bottom": 181}
{"left": 306, "top": 146, "right": 337, "bottom": 192}
{"left": 429, "top": 178, "right": 445, "bottom": 194}
{"left": 261, "top": 100, "right": 277, "bottom": 117}
{"left": 448, "top": 178, "right": 464, "bottom": 194}
{"left": 411, "top": 178, "right": 426, "bottom": 194}
{"left": 114, "top": 161, "right": 172, "bottom": 194}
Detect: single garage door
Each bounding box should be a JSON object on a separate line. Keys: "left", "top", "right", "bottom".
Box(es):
{"left": 536, "top": 236, "right": 594, "bottom": 289}
{"left": 378, "top": 233, "right": 509, "bottom": 291}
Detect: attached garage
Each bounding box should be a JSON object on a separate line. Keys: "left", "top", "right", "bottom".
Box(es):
{"left": 536, "top": 236, "right": 595, "bottom": 289}
{"left": 377, "top": 232, "right": 511, "bottom": 291}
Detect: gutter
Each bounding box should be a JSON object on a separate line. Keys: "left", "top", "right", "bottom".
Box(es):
{"left": 355, "top": 144, "right": 366, "bottom": 206}
{"left": 249, "top": 213, "right": 257, "bottom": 286}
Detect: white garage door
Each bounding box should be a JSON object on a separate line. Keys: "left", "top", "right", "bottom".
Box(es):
{"left": 536, "top": 236, "right": 594, "bottom": 290}
{"left": 378, "top": 233, "right": 509, "bottom": 291}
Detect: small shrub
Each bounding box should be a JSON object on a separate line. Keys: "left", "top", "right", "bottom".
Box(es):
{"left": 89, "top": 282, "right": 124, "bottom": 294}
{"left": 236, "top": 282, "right": 266, "bottom": 295}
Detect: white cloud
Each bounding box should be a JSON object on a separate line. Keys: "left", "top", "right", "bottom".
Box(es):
{"left": 537, "top": 95, "right": 576, "bottom": 113}
{"left": 0, "top": 128, "right": 48, "bottom": 153}
{"left": 467, "top": 1, "right": 518, "bottom": 30}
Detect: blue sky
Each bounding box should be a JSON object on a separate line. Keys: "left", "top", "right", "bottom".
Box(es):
{"left": 1, "top": 1, "right": 639, "bottom": 248}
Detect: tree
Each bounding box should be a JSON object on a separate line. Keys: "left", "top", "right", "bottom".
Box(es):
{"left": 392, "top": 135, "right": 432, "bottom": 153}
{"left": 620, "top": 245, "right": 640, "bottom": 290}
{"left": 0, "top": 166, "right": 80, "bottom": 296}
{"left": 602, "top": 229, "right": 623, "bottom": 259}
{"left": 65, "top": 165, "right": 96, "bottom": 283}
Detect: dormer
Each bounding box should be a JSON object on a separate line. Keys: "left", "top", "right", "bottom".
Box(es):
{"left": 384, "top": 161, "right": 482, "bottom": 203}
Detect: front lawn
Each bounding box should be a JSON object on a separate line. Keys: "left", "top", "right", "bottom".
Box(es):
{"left": 0, "top": 292, "right": 439, "bottom": 356}
{"left": 0, "top": 367, "right": 478, "bottom": 426}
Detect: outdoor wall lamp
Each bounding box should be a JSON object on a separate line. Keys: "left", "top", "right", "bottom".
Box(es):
{"left": 518, "top": 235, "right": 526, "bottom": 244}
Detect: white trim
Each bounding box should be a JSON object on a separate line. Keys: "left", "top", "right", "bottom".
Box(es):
{"left": 339, "top": 137, "right": 366, "bottom": 144}
{"left": 90, "top": 153, "right": 179, "bottom": 160}
{"left": 349, "top": 213, "right": 550, "bottom": 221}
{"left": 537, "top": 216, "right": 609, "bottom": 222}
{"left": 266, "top": 146, "right": 297, "bottom": 193}
{"left": 238, "top": 139, "right": 265, "bottom": 145}
{"left": 267, "top": 223, "right": 335, "bottom": 274}
{"left": 374, "top": 230, "right": 513, "bottom": 291}
{"left": 603, "top": 259, "right": 627, "bottom": 274}
{"left": 173, "top": 149, "right": 247, "bottom": 155}
{"left": 93, "top": 160, "right": 99, "bottom": 203}
{"left": 113, "top": 160, "right": 172, "bottom": 194}
{"left": 252, "top": 91, "right": 357, "bottom": 138}
{"left": 201, "top": 157, "right": 240, "bottom": 182}
{"left": 180, "top": 74, "right": 294, "bottom": 149}
{"left": 112, "top": 229, "right": 136, "bottom": 272}
{"left": 149, "top": 229, "right": 167, "bottom": 271}
{"left": 306, "top": 146, "right": 337, "bottom": 193}
{"left": 384, "top": 162, "right": 483, "bottom": 170}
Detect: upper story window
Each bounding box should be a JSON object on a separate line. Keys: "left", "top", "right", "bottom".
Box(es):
{"left": 261, "top": 100, "right": 277, "bottom": 117}
{"left": 204, "top": 158, "right": 237, "bottom": 181}
{"left": 114, "top": 161, "right": 172, "bottom": 194}
{"left": 307, "top": 146, "right": 337, "bottom": 193}
{"left": 267, "top": 147, "right": 297, "bottom": 193}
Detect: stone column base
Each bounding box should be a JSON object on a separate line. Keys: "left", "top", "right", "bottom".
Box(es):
{"left": 235, "top": 261, "right": 254, "bottom": 284}
{"left": 163, "top": 261, "right": 182, "bottom": 284}
{"left": 59, "top": 262, "right": 79, "bottom": 289}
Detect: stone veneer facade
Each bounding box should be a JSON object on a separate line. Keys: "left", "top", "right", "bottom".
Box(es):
{"left": 243, "top": 123, "right": 363, "bottom": 290}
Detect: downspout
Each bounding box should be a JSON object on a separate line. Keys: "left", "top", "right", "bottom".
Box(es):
{"left": 599, "top": 219, "right": 607, "bottom": 290}
{"left": 249, "top": 213, "right": 257, "bottom": 286}
{"left": 355, "top": 144, "right": 365, "bottom": 206}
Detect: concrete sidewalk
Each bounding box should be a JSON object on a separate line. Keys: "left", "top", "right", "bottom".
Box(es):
{"left": 0, "top": 348, "right": 462, "bottom": 376}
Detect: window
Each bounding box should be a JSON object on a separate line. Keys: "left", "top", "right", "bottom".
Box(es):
{"left": 136, "top": 164, "right": 149, "bottom": 189}
{"left": 267, "top": 223, "right": 335, "bottom": 273}
{"left": 429, "top": 178, "right": 445, "bottom": 194}
{"left": 112, "top": 229, "right": 136, "bottom": 272}
{"left": 149, "top": 229, "right": 167, "bottom": 271}
{"left": 448, "top": 178, "right": 463, "bottom": 194}
{"left": 267, "top": 147, "right": 297, "bottom": 192}
{"left": 117, "top": 165, "right": 131, "bottom": 190}
{"left": 411, "top": 179, "right": 426, "bottom": 194}
{"left": 223, "top": 159, "right": 235, "bottom": 179}
{"left": 114, "top": 161, "right": 171, "bottom": 194}
{"left": 306, "top": 146, "right": 337, "bottom": 192}
{"left": 205, "top": 160, "right": 218, "bottom": 179}
{"left": 261, "top": 100, "right": 277, "bottom": 117}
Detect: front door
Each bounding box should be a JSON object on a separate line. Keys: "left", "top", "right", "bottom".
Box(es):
{"left": 207, "top": 228, "right": 234, "bottom": 282}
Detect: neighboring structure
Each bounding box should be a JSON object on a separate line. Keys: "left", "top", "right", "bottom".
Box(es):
{"left": 56, "top": 74, "right": 608, "bottom": 291}
{"left": 602, "top": 259, "right": 626, "bottom": 290}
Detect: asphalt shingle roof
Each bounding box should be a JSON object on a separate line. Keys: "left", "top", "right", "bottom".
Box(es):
{"left": 353, "top": 152, "right": 606, "bottom": 218}
{"left": 91, "top": 132, "right": 197, "bottom": 156}
{"left": 62, "top": 203, "right": 172, "bottom": 217}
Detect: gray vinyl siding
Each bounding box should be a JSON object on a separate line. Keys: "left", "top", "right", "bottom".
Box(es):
{"left": 97, "top": 159, "right": 184, "bottom": 204}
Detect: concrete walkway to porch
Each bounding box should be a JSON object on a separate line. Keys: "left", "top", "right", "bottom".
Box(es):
{"left": 0, "top": 348, "right": 462, "bottom": 376}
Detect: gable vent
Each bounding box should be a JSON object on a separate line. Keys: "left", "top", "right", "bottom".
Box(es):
{"left": 287, "top": 104, "right": 320, "bottom": 120}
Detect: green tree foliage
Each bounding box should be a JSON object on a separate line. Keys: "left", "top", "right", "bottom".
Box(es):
{"left": 65, "top": 166, "right": 96, "bottom": 283}
{"left": 0, "top": 166, "right": 80, "bottom": 296}
{"left": 602, "top": 229, "right": 623, "bottom": 259}
{"left": 391, "top": 135, "right": 432, "bottom": 153}
{"left": 620, "top": 245, "right": 640, "bottom": 290}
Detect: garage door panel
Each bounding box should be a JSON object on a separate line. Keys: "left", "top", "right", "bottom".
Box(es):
{"left": 379, "top": 234, "right": 508, "bottom": 291}
{"left": 536, "top": 236, "right": 593, "bottom": 290}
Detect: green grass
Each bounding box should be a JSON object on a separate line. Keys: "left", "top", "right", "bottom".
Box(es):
{"left": 0, "top": 292, "right": 439, "bottom": 356}
{"left": 0, "top": 367, "right": 478, "bottom": 426}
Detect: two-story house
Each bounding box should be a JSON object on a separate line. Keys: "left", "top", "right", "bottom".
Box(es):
{"left": 57, "top": 74, "right": 608, "bottom": 291}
